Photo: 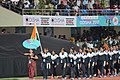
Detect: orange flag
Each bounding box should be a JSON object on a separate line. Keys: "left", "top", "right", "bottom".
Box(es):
{"left": 31, "top": 24, "right": 37, "bottom": 40}
{"left": 30, "top": 23, "right": 43, "bottom": 51}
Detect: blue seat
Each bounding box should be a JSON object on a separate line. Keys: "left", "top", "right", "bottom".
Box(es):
{"left": 106, "top": 10, "right": 113, "bottom": 14}
{"left": 81, "top": 9, "right": 88, "bottom": 15}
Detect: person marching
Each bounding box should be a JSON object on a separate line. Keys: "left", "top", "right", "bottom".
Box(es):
{"left": 103, "top": 48, "right": 109, "bottom": 77}
{"left": 68, "top": 48, "right": 74, "bottom": 78}
{"left": 98, "top": 47, "right": 106, "bottom": 78}
{"left": 115, "top": 45, "right": 120, "bottom": 74}
{"left": 118, "top": 46, "right": 120, "bottom": 73}
{"left": 59, "top": 48, "right": 68, "bottom": 80}
{"left": 51, "top": 50, "right": 59, "bottom": 79}
{"left": 93, "top": 47, "right": 99, "bottom": 77}
{"left": 81, "top": 50, "right": 89, "bottom": 79}
{"left": 108, "top": 46, "right": 114, "bottom": 77}
{"left": 113, "top": 46, "right": 119, "bottom": 76}
{"left": 41, "top": 48, "right": 51, "bottom": 80}
{"left": 24, "top": 49, "right": 38, "bottom": 80}
{"left": 70, "top": 49, "right": 81, "bottom": 80}
{"left": 87, "top": 48, "right": 94, "bottom": 78}
{"left": 77, "top": 49, "right": 83, "bottom": 74}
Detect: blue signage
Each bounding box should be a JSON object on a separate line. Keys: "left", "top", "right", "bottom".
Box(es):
{"left": 77, "top": 16, "right": 120, "bottom": 27}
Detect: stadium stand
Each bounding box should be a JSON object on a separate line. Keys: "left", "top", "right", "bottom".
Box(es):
{"left": 74, "top": 27, "right": 120, "bottom": 48}
{"left": 0, "top": 0, "right": 120, "bottom": 15}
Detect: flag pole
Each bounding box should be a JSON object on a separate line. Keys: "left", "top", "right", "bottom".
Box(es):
{"left": 34, "top": 23, "right": 43, "bottom": 52}
{"left": 37, "top": 32, "right": 43, "bottom": 52}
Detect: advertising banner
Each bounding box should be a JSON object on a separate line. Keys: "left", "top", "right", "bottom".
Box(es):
{"left": 23, "top": 15, "right": 76, "bottom": 27}
{"left": 77, "top": 16, "right": 120, "bottom": 27}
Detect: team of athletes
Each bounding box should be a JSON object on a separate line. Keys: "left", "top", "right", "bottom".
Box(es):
{"left": 24, "top": 43, "right": 120, "bottom": 80}
{"left": 40, "top": 45, "right": 120, "bottom": 80}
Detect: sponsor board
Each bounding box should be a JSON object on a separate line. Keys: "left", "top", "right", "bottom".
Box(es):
{"left": 77, "top": 16, "right": 120, "bottom": 27}
{"left": 23, "top": 15, "right": 76, "bottom": 27}
{"left": 23, "top": 15, "right": 120, "bottom": 27}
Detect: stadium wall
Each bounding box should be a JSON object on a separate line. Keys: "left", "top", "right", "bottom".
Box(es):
{"left": 0, "top": 6, "right": 22, "bottom": 27}
{"left": 0, "top": 27, "right": 119, "bottom": 40}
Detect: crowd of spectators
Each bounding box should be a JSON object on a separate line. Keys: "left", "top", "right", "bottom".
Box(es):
{"left": 75, "top": 27, "right": 120, "bottom": 48}
{"left": 49, "top": 0, "right": 107, "bottom": 16}
{"left": 1, "top": 0, "right": 119, "bottom": 15}
{"left": 1, "top": 0, "right": 99, "bottom": 9}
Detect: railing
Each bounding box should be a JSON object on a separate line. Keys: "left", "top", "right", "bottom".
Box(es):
{"left": 22, "top": 9, "right": 120, "bottom": 16}
{"left": 1, "top": 2, "right": 120, "bottom": 16}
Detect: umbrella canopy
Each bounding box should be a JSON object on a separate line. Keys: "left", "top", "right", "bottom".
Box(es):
{"left": 23, "top": 39, "right": 40, "bottom": 49}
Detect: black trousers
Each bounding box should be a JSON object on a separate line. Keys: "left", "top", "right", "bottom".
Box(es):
{"left": 42, "top": 63, "right": 51, "bottom": 79}
{"left": 71, "top": 64, "right": 80, "bottom": 78}
{"left": 94, "top": 62, "right": 98, "bottom": 75}
{"left": 98, "top": 61, "right": 104, "bottom": 76}
{"left": 88, "top": 62, "right": 94, "bottom": 77}
{"left": 109, "top": 61, "right": 114, "bottom": 75}
{"left": 117, "top": 59, "right": 120, "bottom": 73}
{"left": 82, "top": 63, "right": 88, "bottom": 77}
{"left": 51, "top": 63, "right": 57, "bottom": 77}
{"left": 61, "top": 63, "right": 66, "bottom": 78}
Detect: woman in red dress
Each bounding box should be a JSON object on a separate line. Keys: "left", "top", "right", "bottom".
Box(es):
{"left": 24, "top": 49, "right": 38, "bottom": 80}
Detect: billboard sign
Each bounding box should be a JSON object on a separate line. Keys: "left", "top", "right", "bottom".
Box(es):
{"left": 77, "top": 16, "right": 120, "bottom": 27}
{"left": 23, "top": 15, "right": 76, "bottom": 27}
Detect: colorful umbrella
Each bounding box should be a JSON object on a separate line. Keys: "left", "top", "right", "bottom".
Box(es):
{"left": 22, "top": 39, "right": 40, "bottom": 49}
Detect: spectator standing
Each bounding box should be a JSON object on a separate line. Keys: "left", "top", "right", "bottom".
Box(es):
{"left": 24, "top": 0, "right": 30, "bottom": 9}
{"left": 82, "top": 0, "right": 88, "bottom": 9}
{"left": 88, "top": 0, "right": 94, "bottom": 10}
{"left": 94, "top": 0, "right": 100, "bottom": 9}
{"left": 51, "top": 0, "right": 59, "bottom": 6}
{"left": 34, "top": 0, "right": 39, "bottom": 8}
{"left": 77, "top": 0, "right": 81, "bottom": 7}
{"left": 60, "top": 0, "right": 67, "bottom": 6}
{"left": 72, "top": 3, "right": 79, "bottom": 15}
{"left": 18, "top": 0, "right": 23, "bottom": 9}
{"left": 67, "top": 0, "right": 76, "bottom": 8}
{"left": 64, "top": 2, "right": 71, "bottom": 16}
{"left": 57, "top": 1, "right": 65, "bottom": 9}
{"left": 57, "top": 1, "right": 66, "bottom": 15}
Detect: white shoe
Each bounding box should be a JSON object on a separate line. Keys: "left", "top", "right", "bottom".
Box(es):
{"left": 104, "top": 75, "right": 106, "bottom": 78}
{"left": 87, "top": 77, "right": 89, "bottom": 79}
{"left": 82, "top": 77, "right": 85, "bottom": 79}
{"left": 64, "top": 77, "right": 67, "bottom": 80}
{"left": 114, "top": 75, "right": 116, "bottom": 76}
{"left": 90, "top": 75, "right": 92, "bottom": 78}
{"left": 114, "top": 73, "right": 118, "bottom": 76}
{"left": 62, "top": 77, "right": 66, "bottom": 80}
{"left": 99, "top": 75, "right": 102, "bottom": 78}
{"left": 94, "top": 74, "right": 96, "bottom": 77}
{"left": 78, "top": 77, "right": 81, "bottom": 80}
{"left": 62, "top": 78, "right": 64, "bottom": 80}
{"left": 110, "top": 75, "right": 113, "bottom": 77}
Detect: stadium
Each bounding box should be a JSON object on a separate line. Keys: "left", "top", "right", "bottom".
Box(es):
{"left": 0, "top": 0, "right": 120, "bottom": 80}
